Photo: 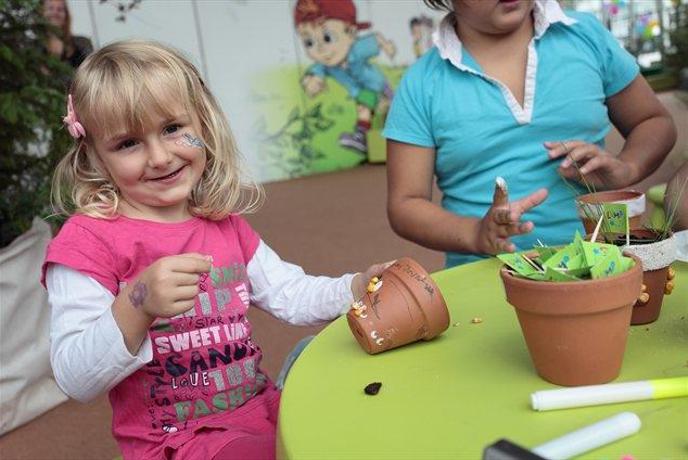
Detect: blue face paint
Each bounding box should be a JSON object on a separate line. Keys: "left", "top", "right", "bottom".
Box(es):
{"left": 177, "top": 133, "right": 204, "bottom": 149}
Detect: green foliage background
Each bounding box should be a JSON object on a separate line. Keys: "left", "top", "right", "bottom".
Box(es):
{"left": 0, "top": 0, "right": 72, "bottom": 247}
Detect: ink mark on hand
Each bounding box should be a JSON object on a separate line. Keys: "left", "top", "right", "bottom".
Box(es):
{"left": 129, "top": 281, "right": 148, "bottom": 308}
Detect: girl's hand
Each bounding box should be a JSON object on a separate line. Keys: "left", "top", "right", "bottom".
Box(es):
{"left": 545, "top": 141, "right": 637, "bottom": 190}
{"left": 476, "top": 179, "right": 548, "bottom": 255}
{"left": 128, "top": 253, "right": 212, "bottom": 319}
{"left": 351, "top": 261, "right": 395, "bottom": 300}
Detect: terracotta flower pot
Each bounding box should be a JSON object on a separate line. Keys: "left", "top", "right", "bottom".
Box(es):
{"left": 622, "top": 230, "right": 677, "bottom": 325}
{"left": 347, "top": 257, "right": 450, "bottom": 354}
{"left": 500, "top": 254, "right": 642, "bottom": 386}
{"left": 576, "top": 190, "right": 645, "bottom": 234}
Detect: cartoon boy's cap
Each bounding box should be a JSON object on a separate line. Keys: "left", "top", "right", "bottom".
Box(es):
{"left": 294, "top": 0, "right": 371, "bottom": 30}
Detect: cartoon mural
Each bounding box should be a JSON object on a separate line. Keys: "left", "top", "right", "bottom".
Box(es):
{"left": 294, "top": 0, "right": 396, "bottom": 156}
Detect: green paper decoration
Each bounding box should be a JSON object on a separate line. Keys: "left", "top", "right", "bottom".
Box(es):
{"left": 498, "top": 234, "right": 634, "bottom": 282}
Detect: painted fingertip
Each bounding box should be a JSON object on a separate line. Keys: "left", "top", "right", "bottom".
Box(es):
{"left": 495, "top": 176, "right": 507, "bottom": 192}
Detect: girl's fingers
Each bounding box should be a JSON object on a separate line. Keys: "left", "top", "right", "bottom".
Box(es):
{"left": 506, "top": 221, "right": 534, "bottom": 236}
{"left": 519, "top": 221, "right": 534, "bottom": 234}
{"left": 172, "top": 285, "right": 201, "bottom": 302}
{"left": 493, "top": 207, "right": 511, "bottom": 225}
{"left": 513, "top": 188, "right": 548, "bottom": 216}
{"left": 577, "top": 155, "right": 609, "bottom": 175}
{"left": 171, "top": 299, "right": 197, "bottom": 315}
{"left": 492, "top": 177, "right": 509, "bottom": 207}
{"left": 173, "top": 273, "right": 201, "bottom": 286}
{"left": 560, "top": 145, "right": 599, "bottom": 169}
{"left": 495, "top": 238, "right": 516, "bottom": 253}
{"left": 171, "top": 254, "right": 213, "bottom": 274}
{"left": 545, "top": 140, "right": 586, "bottom": 159}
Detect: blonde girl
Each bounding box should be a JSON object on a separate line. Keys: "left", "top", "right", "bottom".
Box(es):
{"left": 44, "top": 40, "right": 387, "bottom": 460}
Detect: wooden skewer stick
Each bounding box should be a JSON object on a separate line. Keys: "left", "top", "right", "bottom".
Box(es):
{"left": 590, "top": 213, "right": 604, "bottom": 243}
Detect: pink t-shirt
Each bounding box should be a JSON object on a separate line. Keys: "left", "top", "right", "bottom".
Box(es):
{"left": 43, "top": 214, "right": 279, "bottom": 459}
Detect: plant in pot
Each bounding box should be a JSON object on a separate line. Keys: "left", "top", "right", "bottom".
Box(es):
{"left": 346, "top": 257, "right": 450, "bottom": 354}
{"left": 0, "top": 0, "right": 73, "bottom": 434}
{"left": 576, "top": 187, "right": 646, "bottom": 234}
{"left": 498, "top": 232, "right": 642, "bottom": 387}
{"left": 587, "top": 186, "right": 684, "bottom": 325}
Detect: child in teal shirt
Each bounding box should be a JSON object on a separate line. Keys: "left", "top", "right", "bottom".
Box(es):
{"left": 384, "top": 0, "right": 676, "bottom": 267}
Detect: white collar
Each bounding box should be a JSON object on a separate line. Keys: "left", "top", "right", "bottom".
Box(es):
{"left": 433, "top": 0, "right": 577, "bottom": 69}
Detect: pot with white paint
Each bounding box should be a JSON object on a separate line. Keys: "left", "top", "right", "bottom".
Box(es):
{"left": 346, "top": 257, "right": 450, "bottom": 355}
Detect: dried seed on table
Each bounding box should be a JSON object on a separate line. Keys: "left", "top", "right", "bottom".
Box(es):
{"left": 364, "top": 382, "right": 382, "bottom": 395}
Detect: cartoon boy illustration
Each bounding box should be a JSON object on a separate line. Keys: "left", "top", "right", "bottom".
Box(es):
{"left": 294, "top": 0, "right": 396, "bottom": 154}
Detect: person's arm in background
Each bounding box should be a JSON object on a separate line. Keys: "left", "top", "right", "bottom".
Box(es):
{"left": 665, "top": 160, "right": 688, "bottom": 231}
{"left": 548, "top": 75, "right": 677, "bottom": 189}
{"left": 386, "top": 140, "right": 548, "bottom": 255}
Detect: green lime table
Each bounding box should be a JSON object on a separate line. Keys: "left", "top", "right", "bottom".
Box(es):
{"left": 277, "top": 259, "right": 688, "bottom": 459}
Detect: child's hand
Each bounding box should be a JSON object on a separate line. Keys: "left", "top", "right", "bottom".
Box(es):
{"left": 128, "top": 253, "right": 212, "bottom": 319}
{"left": 301, "top": 74, "right": 326, "bottom": 97}
{"left": 545, "top": 140, "right": 637, "bottom": 190}
{"left": 476, "top": 178, "right": 548, "bottom": 255}
{"left": 351, "top": 261, "right": 395, "bottom": 300}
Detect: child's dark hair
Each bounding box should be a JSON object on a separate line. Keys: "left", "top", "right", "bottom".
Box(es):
{"left": 423, "top": 0, "right": 453, "bottom": 11}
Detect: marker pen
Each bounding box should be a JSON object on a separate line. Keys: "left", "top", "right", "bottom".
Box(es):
{"left": 531, "top": 377, "right": 688, "bottom": 411}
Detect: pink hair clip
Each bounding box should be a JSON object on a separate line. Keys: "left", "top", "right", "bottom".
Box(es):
{"left": 63, "top": 94, "right": 86, "bottom": 139}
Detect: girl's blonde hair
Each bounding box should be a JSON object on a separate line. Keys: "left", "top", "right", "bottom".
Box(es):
{"left": 52, "top": 39, "right": 263, "bottom": 219}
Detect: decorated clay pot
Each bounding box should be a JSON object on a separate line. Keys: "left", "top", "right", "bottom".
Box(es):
{"left": 347, "top": 257, "right": 450, "bottom": 354}
{"left": 622, "top": 230, "right": 677, "bottom": 325}
{"left": 500, "top": 254, "right": 642, "bottom": 386}
{"left": 577, "top": 190, "right": 645, "bottom": 234}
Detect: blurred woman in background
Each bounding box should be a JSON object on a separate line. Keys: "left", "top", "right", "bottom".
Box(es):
{"left": 42, "top": 0, "right": 93, "bottom": 70}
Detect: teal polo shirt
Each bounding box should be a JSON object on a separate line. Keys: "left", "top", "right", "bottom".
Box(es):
{"left": 383, "top": 3, "right": 639, "bottom": 267}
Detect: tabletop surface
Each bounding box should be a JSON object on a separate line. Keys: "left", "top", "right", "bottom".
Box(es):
{"left": 277, "top": 259, "right": 688, "bottom": 459}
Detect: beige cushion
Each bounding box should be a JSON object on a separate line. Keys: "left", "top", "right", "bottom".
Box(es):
{"left": 0, "top": 218, "right": 67, "bottom": 435}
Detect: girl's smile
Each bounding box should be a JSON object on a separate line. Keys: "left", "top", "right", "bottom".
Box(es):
{"left": 146, "top": 164, "right": 188, "bottom": 184}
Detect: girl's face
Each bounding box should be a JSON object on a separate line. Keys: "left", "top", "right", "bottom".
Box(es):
{"left": 92, "top": 101, "right": 207, "bottom": 221}
{"left": 453, "top": 0, "right": 534, "bottom": 35}
{"left": 43, "top": 0, "right": 67, "bottom": 28}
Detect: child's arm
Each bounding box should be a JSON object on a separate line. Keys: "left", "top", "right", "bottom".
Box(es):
{"left": 47, "top": 254, "right": 211, "bottom": 402}
{"left": 547, "top": 76, "right": 676, "bottom": 189}
{"left": 47, "top": 264, "right": 153, "bottom": 402}
{"left": 387, "top": 140, "right": 548, "bottom": 255}
{"left": 247, "top": 241, "right": 387, "bottom": 325}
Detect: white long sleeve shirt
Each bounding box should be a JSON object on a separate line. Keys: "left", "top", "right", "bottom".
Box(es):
{"left": 46, "top": 240, "right": 355, "bottom": 402}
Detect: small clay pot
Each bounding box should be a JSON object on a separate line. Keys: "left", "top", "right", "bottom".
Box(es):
{"left": 500, "top": 254, "right": 642, "bottom": 386}
{"left": 347, "top": 257, "right": 450, "bottom": 354}
{"left": 621, "top": 230, "right": 676, "bottom": 325}
{"left": 577, "top": 190, "right": 645, "bottom": 234}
